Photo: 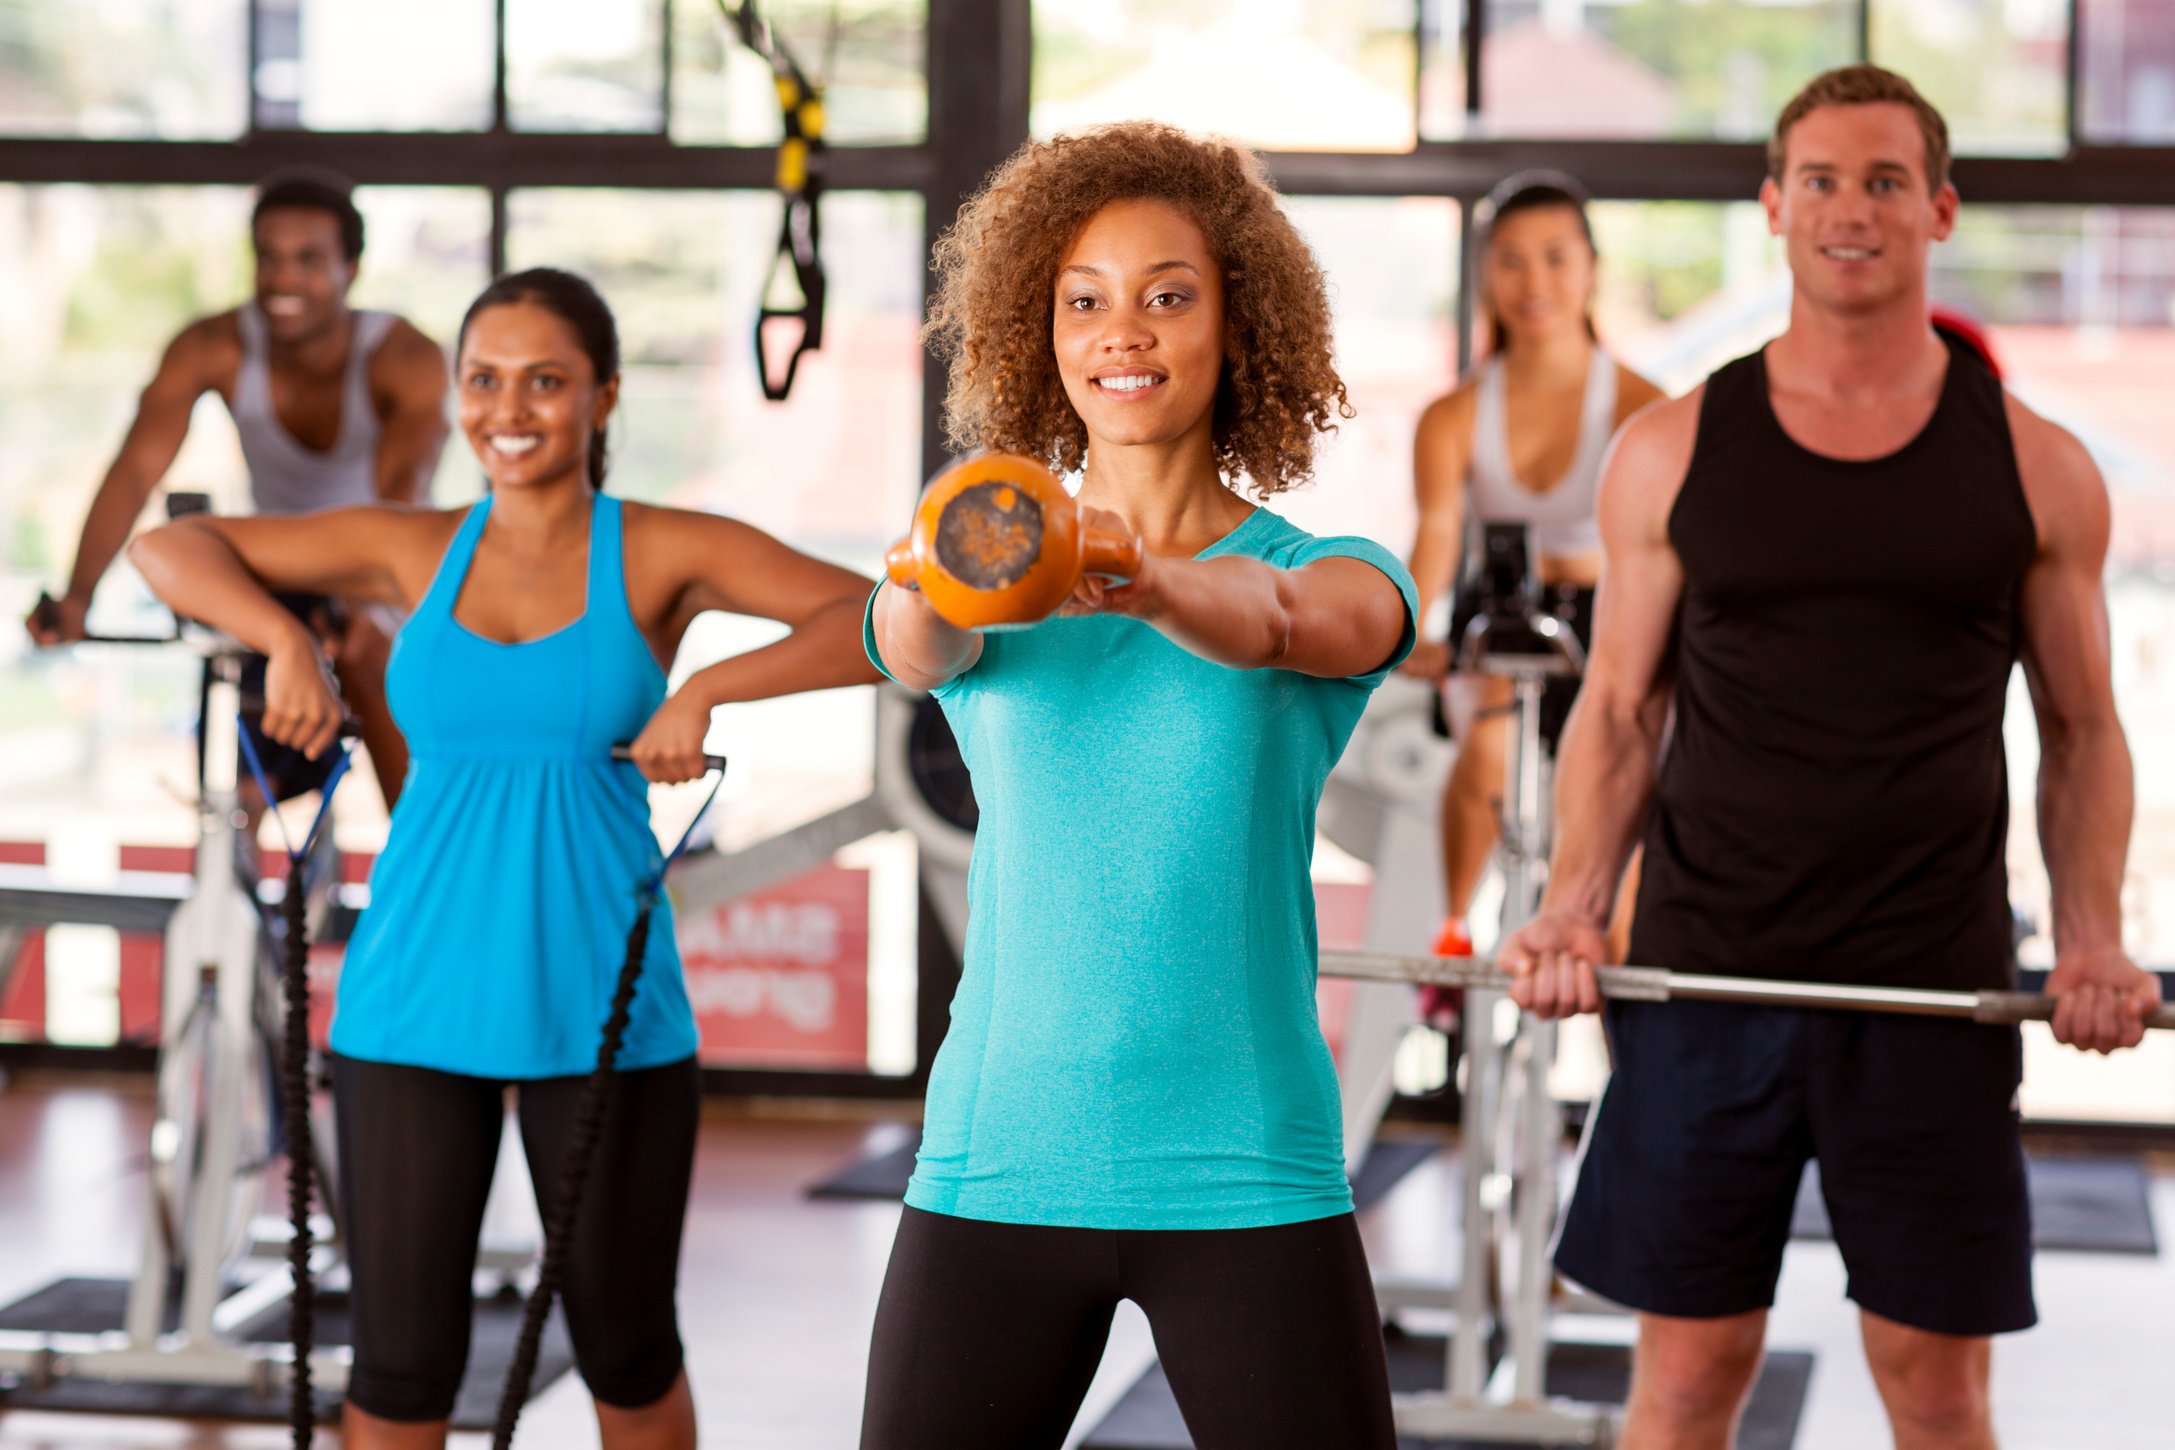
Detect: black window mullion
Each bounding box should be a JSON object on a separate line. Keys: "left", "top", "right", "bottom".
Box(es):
{"left": 659, "top": 0, "right": 676, "bottom": 139}
{"left": 490, "top": 182, "right": 509, "bottom": 278}
{"left": 2065, "top": 0, "right": 2083, "bottom": 151}
{"left": 1464, "top": 0, "right": 1484, "bottom": 123}
{"left": 1856, "top": 0, "right": 1872, "bottom": 64}
{"left": 246, "top": 0, "right": 263, "bottom": 137}
{"left": 1455, "top": 201, "right": 1474, "bottom": 375}
{"left": 493, "top": 0, "right": 511, "bottom": 134}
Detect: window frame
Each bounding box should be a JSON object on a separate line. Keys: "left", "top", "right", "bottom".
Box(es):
{"left": 1, "top": 0, "right": 2169, "bottom": 1115}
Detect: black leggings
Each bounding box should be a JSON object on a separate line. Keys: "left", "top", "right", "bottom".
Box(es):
{"left": 860, "top": 1207, "right": 1396, "bottom": 1450}
{"left": 331, "top": 1054, "right": 701, "bottom": 1422}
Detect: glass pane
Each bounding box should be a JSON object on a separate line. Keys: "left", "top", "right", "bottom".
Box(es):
{"left": 1479, "top": 0, "right": 1857, "bottom": 140}
{"left": 0, "top": 185, "right": 253, "bottom": 881}
{"left": 1586, "top": 199, "right": 1787, "bottom": 394}
{"left": 504, "top": 187, "right": 923, "bottom": 1075}
{"left": 1871, "top": 0, "right": 2067, "bottom": 156}
{"left": 1031, "top": 0, "right": 1418, "bottom": 152}
{"left": 1417, "top": 0, "right": 1469, "bottom": 140}
{"left": 1276, "top": 198, "right": 1459, "bottom": 549}
{"left": 0, "top": 183, "right": 490, "bottom": 863}
{"left": 347, "top": 188, "right": 494, "bottom": 508}
{"left": 503, "top": 187, "right": 919, "bottom": 839}
{"left": 671, "top": 0, "right": 928, "bottom": 145}
{"left": 2079, "top": 0, "right": 2175, "bottom": 143}
{"left": 1933, "top": 206, "right": 2175, "bottom": 1121}
{"left": 507, "top": 0, "right": 666, "bottom": 132}
{"left": 255, "top": 0, "right": 496, "bottom": 131}
{"left": 0, "top": 0, "right": 247, "bottom": 138}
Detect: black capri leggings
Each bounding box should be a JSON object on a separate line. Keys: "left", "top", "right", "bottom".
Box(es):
{"left": 331, "top": 1053, "right": 701, "bottom": 1422}
{"left": 860, "top": 1206, "right": 1396, "bottom": 1450}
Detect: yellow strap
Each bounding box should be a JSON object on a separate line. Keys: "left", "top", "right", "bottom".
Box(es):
{"left": 776, "top": 137, "right": 808, "bottom": 192}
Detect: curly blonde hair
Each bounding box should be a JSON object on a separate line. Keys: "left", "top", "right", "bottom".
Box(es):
{"left": 925, "top": 122, "right": 1351, "bottom": 497}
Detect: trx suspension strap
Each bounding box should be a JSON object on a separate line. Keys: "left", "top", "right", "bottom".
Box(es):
{"left": 720, "top": 0, "right": 828, "bottom": 400}
{"left": 490, "top": 750, "right": 727, "bottom": 1449}
{"left": 236, "top": 725, "right": 353, "bottom": 1450}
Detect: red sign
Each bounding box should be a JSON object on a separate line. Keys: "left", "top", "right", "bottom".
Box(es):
{"left": 677, "top": 865, "right": 870, "bottom": 1070}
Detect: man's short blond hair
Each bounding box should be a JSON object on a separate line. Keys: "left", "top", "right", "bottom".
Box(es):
{"left": 1770, "top": 65, "right": 1952, "bottom": 190}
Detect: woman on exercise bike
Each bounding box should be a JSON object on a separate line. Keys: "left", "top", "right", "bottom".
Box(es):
{"left": 1402, "top": 172, "right": 1664, "bottom": 985}
{"left": 131, "top": 267, "right": 876, "bottom": 1450}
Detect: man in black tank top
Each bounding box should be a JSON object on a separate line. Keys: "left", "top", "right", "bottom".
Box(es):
{"left": 1498, "top": 67, "right": 2159, "bottom": 1450}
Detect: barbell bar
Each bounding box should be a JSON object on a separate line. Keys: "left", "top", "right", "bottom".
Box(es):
{"left": 1319, "top": 951, "right": 2175, "bottom": 1031}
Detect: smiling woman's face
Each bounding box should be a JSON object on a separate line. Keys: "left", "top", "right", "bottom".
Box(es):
{"left": 1051, "top": 198, "right": 1226, "bottom": 454}
{"left": 457, "top": 300, "right": 617, "bottom": 492}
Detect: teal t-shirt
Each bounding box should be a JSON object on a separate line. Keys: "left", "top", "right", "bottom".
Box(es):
{"left": 865, "top": 506, "right": 1417, "bottom": 1230}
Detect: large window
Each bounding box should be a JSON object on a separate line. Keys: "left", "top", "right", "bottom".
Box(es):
{"left": 1871, "top": 0, "right": 2067, "bottom": 156}
{"left": 0, "top": 0, "right": 248, "bottom": 139}
{"left": 1032, "top": 0, "right": 1418, "bottom": 151}
{"left": 2080, "top": 0, "right": 2175, "bottom": 143}
{"left": 672, "top": 0, "right": 929, "bottom": 145}
{"left": 6, "top": 0, "right": 2172, "bottom": 1111}
{"left": 255, "top": 0, "right": 497, "bottom": 132}
{"left": 1448, "top": 0, "right": 1859, "bottom": 140}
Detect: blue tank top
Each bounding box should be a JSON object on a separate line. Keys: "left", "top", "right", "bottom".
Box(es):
{"left": 330, "top": 493, "right": 699, "bottom": 1078}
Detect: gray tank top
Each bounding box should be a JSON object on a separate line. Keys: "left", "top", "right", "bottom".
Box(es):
{"left": 232, "top": 303, "right": 396, "bottom": 515}
{"left": 1466, "top": 345, "right": 1616, "bottom": 556}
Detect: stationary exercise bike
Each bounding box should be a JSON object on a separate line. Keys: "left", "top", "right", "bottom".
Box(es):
{"left": 0, "top": 611, "right": 353, "bottom": 1398}
{"left": 1337, "top": 524, "right": 1622, "bottom": 1444}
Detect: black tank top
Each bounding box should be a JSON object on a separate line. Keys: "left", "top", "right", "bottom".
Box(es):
{"left": 1629, "top": 337, "right": 2037, "bottom": 991}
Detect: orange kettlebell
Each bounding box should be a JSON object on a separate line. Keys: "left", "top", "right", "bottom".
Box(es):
{"left": 885, "top": 453, "right": 1144, "bottom": 629}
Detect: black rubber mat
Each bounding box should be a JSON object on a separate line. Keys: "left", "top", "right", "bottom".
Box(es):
{"left": 808, "top": 1131, "right": 1439, "bottom": 1214}
{"left": 1793, "top": 1153, "right": 2159, "bottom": 1255}
{"left": 1082, "top": 1334, "right": 1814, "bottom": 1449}
{"left": 0, "top": 1276, "right": 574, "bottom": 1429}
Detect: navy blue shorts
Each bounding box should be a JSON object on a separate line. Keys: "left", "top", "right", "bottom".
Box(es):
{"left": 1554, "top": 999, "right": 2035, "bottom": 1338}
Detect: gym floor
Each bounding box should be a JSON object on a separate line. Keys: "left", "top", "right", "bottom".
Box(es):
{"left": 0, "top": 1077, "right": 2168, "bottom": 1449}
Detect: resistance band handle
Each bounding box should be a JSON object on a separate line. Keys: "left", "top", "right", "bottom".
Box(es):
{"left": 238, "top": 693, "right": 360, "bottom": 742}
{"left": 31, "top": 591, "right": 182, "bottom": 646}
{"left": 610, "top": 744, "right": 729, "bottom": 774}
{"left": 1081, "top": 526, "right": 1145, "bottom": 583}
{"left": 754, "top": 306, "right": 822, "bottom": 402}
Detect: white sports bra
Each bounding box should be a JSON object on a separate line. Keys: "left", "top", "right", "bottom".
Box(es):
{"left": 1466, "top": 347, "right": 1617, "bottom": 557}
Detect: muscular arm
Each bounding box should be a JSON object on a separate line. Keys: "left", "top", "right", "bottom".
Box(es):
{"left": 1500, "top": 390, "right": 1699, "bottom": 1014}
{"left": 33, "top": 322, "right": 225, "bottom": 637}
{"left": 2010, "top": 399, "right": 2157, "bottom": 1051}
{"left": 369, "top": 320, "right": 451, "bottom": 505}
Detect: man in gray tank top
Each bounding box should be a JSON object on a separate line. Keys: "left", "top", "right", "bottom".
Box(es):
{"left": 25, "top": 170, "right": 448, "bottom": 809}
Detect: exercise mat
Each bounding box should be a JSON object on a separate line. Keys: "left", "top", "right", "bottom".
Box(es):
{"left": 1081, "top": 1332, "right": 1814, "bottom": 1449}
{"left": 1793, "top": 1154, "right": 2159, "bottom": 1255}
{"left": 0, "top": 1276, "right": 574, "bottom": 1429}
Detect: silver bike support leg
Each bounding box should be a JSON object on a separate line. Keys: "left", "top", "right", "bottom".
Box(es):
{"left": 1501, "top": 674, "right": 1553, "bottom": 1405}
{"left": 1449, "top": 983, "right": 1499, "bottom": 1401}
{"left": 185, "top": 660, "right": 253, "bottom": 1347}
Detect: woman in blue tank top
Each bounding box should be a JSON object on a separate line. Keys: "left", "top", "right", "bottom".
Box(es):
{"left": 132, "top": 269, "right": 877, "bottom": 1450}
{"left": 861, "top": 124, "right": 1417, "bottom": 1450}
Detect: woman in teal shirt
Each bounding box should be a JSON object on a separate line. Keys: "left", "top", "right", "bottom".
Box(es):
{"left": 863, "top": 124, "right": 1415, "bottom": 1450}
{"left": 133, "top": 269, "right": 876, "bottom": 1450}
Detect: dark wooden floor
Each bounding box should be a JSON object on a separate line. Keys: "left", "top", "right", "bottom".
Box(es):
{"left": 0, "top": 1075, "right": 2168, "bottom": 1448}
